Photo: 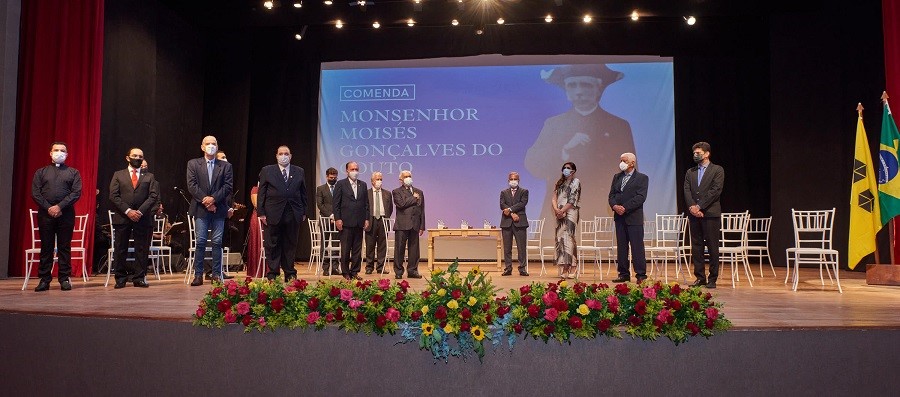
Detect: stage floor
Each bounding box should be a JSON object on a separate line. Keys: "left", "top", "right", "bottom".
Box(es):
{"left": 2, "top": 263, "right": 899, "bottom": 329}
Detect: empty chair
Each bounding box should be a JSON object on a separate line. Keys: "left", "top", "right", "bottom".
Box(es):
{"left": 576, "top": 219, "right": 603, "bottom": 277}
{"left": 719, "top": 211, "right": 753, "bottom": 288}
{"left": 747, "top": 216, "right": 776, "bottom": 278}
{"left": 381, "top": 217, "right": 396, "bottom": 275}
{"left": 306, "top": 218, "right": 320, "bottom": 276}
{"left": 674, "top": 219, "right": 692, "bottom": 281}
{"left": 254, "top": 215, "right": 269, "bottom": 278}
{"left": 320, "top": 217, "right": 341, "bottom": 275}
{"left": 594, "top": 216, "right": 616, "bottom": 277}
{"left": 785, "top": 208, "right": 841, "bottom": 293}
{"left": 526, "top": 218, "right": 545, "bottom": 276}
{"left": 644, "top": 214, "right": 685, "bottom": 283}
{"left": 148, "top": 216, "right": 172, "bottom": 275}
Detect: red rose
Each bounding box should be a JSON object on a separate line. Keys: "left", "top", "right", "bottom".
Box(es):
{"left": 486, "top": 314, "right": 492, "bottom": 324}
{"left": 335, "top": 307, "right": 344, "bottom": 321}
{"left": 527, "top": 304, "right": 540, "bottom": 318}
{"left": 543, "top": 324, "right": 555, "bottom": 335}
{"left": 216, "top": 299, "right": 232, "bottom": 313}
{"left": 460, "top": 321, "right": 471, "bottom": 332}
{"left": 395, "top": 291, "right": 405, "bottom": 302}
{"left": 705, "top": 318, "right": 715, "bottom": 329}
{"left": 434, "top": 306, "right": 447, "bottom": 320}
{"left": 671, "top": 284, "right": 682, "bottom": 295}
{"left": 411, "top": 310, "right": 422, "bottom": 321}
{"left": 451, "top": 289, "right": 462, "bottom": 299}
{"left": 293, "top": 279, "right": 308, "bottom": 290}
{"left": 356, "top": 312, "right": 367, "bottom": 324}
{"left": 568, "top": 316, "right": 583, "bottom": 329}
{"left": 513, "top": 323, "right": 524, "bottom": 334}
{"left": 606, "top": 295, "right": 620, "bottom": 313}
{"left": 307, "top": 297, "right": 320, "bottom": 310}
{"left": 635, "top": 300, "right": 647, "bottom": 316}
{"left": 461, "top": 308, "right": 472, "bottom": 320}
{"left": 325, "top": 313, "right": 335, "bottom": 322}
{"left": 496, "top": 305, "right": 510, "bottom": 317}
{"left": 439, "top": 321, "right": 447, "bottom": 328}
{"left": 628, "top": 315, "right": 642, "bottom": 326}
{"left": 687, "top": 322, "right": 700, "bottom": 335}
{"left": 244, "top": 276, "right": 253, "bottom": 284}
{"left": 371, "top": 294, "right": 384, "bottom": 304}
{"left": 705, "top": 307, "right": 719, "bottom": 321}
{"left": 690, "top": 301, "right": 701, "bottom": 311}
{"left": 329, "top": 286, "right": 340, "bottom": 297}
{"left": 238, "top": 286, "right": 250, "bottom": 296}
{"left": 385, "top": 308, "right": 401, "bottom": 323}
{"left": 573, "top": 283, "right": 585, "bottom": 295}
{"left": 653, "top": 319, "right": 664, "bottom": 331}
{"left": 520, "top": 285, "right": 531, "bottom": 295}
{"left": 241, "top": 315, "right": 252, "bottom": 326}
{"left": 653, "top": 282, "right": 663, "bottom": 292}
{"left": 375, "top": 315, "right": 387, "bottom": 328}
{"left": 421, "top": 291, "right": 431, "bottom": 299}
{"left": 270, "top": 297, "right": 285, "bottom": 313}
{"left": 257, "top": 292, "right": 268, "bottom": 304}
{"left": 548, "top": 283, "right": 558, "bottom": 292}
{"left": 520, "top": 295, "right": 533, "bottom": 306}
{"left": 552, "top": 299, "right": 568, "bottom": 312}
{"left": 598, "top": 283, "right": 609, "bottom": 289}
{"left": 615, "top": 283, "right": 630, "bottom": 295}
{"left": 482, "top": 303, "right": 491, "bottom": 312}
{"left": 704, "top": 292, "right": 712, "bottom": 300}
{"left": 211, "top": 287, "right": 223, "bottom": 296}
{"left": 596, "top": 318, "right": 612, "bottom": 332}
{"left": 399, "top": 280, "right": 410, "bottom": 291}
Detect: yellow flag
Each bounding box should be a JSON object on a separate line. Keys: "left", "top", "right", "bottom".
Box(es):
{"left": 849, "top": 111, "right": 881, "bottom": 269}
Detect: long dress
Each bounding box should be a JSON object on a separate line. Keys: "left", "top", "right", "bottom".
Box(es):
{"left": 246, "top": 186, "right": 264, "bottom": 277}
{"left": 555, "top": 178, "right": 581, "bottom": 267}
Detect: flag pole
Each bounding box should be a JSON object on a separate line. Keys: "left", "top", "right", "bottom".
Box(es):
{"left": 884, "top": 91, "right": 897, "bottom": 265}
{"left": 862, "top": 102, "right": 882, "bottom": 265}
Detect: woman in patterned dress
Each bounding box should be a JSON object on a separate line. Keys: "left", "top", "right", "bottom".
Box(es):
{"left": 553, "top": 162, "right": 580, "bottom": 279}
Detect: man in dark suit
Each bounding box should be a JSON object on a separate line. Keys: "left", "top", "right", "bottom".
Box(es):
{"left": 500, "top": 171, "right": 530, "bottom": 276}
{"left": 608, "top": 152, "right": 649, "bottom": 283}
{"left": 109, "top": 148, "right": 159, "bottom": 288}
{"left": 333, "top": 161, "right": 369, "bottom": 281}
{"left": 683, "top": 141, "right": 725, "bottom": 289}
{"left": 392, "top": 170, "right": 425, "bottom": 279}
{"left": 257, "top": 145, "right": 308, "bottom": 281}
{"left": 365, "top": 171, "right": 393, "bottom": 274}
{"left": 31, "top": 142, "right": 82, "bottom": 292}
{"left": 186, "top": 135, "right": 233, "bottom": 286}
{"left": 315, "top": 167, "right": 338, "bottom": 275}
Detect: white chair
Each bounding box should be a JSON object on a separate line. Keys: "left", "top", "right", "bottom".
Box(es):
{"left": 594, "top": 216, "right": 616, "bottom": 277}
{"left": 381, "top": 218, "right": 396, "bottom": 275}
{"left": 320, "top": 217, "right": 341, "bottom": 275}
{"left": 576, "top": 219, "right": 603, "bottom": 277}
{"left": 645, "top": 214, "right": 685, "bottom": 283}
{"left": 184, "top": 214, "right": 230, "bottom": 283}
{"left": 22, "top": 210, "right": 90, "bottom": 290}
{"left": 747, "top": 216, "right": 776, "bottom": 278}
{"left": 674, "top": 218, "right": 692, "bottom": 281}
{"left": 785, "top": 208, "right": 841, "bottom": 293}
{"left": 148, "top": 216, "right": 172, "bottom": 275}
{"left": 526, "top": 218, "right": 545, "bottom": 275}
{"left": 306, "top": 218, "right": 320, "bottom": 276}
{"left": 720, "top": 211, "right": 753, "bottom": 288}
{"left": 251, "top": 215, "right": 269, "bottom": 278}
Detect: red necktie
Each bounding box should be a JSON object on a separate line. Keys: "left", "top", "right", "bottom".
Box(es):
{"left": 131, "top": 169, "right": 138, "bottom": 188}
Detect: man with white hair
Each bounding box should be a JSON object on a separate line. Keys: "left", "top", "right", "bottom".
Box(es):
{"left": 365, "top": 171, "right": 393, "bottom": 274}
{"left": 608, "top": 152, "right": 648, "bottom": 283}
{"left": 392, "top": 170, "right": 425, "bottom": 279}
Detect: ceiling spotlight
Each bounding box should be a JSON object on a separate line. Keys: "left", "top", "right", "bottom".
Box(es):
{"left": 372, "top": 21, "right": 380, "bottom": 28}
{"left": 263, "top": 1, "right": 274, "bottom": 10}
{"left": 545, "top": 14, "right": 553, "bottom": 23}
{"left": 324, "top": 0, "right": 333, "bottom": 4}
{"left": 583, "top": 15, "right": 592, "bottom": 23}
{"left": 407, "top": 18, "right": 415, "bottom": 27}
{"left": 293, "top": 1, "right": 302, "bottom": 8}
{"left": 475, "top": 23, "right": 485, "bottom": 35}
{"left": 294, "top": 25, "right": 307, "bottom": 40}
{"left": 413, "top": 0, "right": 422, "bottom": 12}
{"left": 335, "top": 19, "right": 343, "bottom": 28}
{"left": 685, "top": 16, "right": 696, "bottom": 25}
{"left": 497, "top": 18, "right": 504, "bottom": 25}
{"left": 294, "top": 33, "right": 302, "bottom": 40}
{"left": 451, "top": 19, "right": 459, "bottom": 26}
{"left": 631, "top": 10, "right": 639, "bottom": 21}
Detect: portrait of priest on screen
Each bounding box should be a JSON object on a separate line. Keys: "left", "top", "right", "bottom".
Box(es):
{"left": 525, "top": 64, "right": 635, "bottom": 225}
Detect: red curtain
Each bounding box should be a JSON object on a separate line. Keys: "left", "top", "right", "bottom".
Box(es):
{"left": 11, "top": 0, "right": 104, "bottom": 278}
{"left": 886, "top": 0, "right": 900, "bottom": 262}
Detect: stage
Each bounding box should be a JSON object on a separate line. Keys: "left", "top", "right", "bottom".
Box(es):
{"left": 1, "top": 264, "right": 899, "bottom": 395}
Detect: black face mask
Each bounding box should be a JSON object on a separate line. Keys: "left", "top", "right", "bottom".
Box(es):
{"left": 129, "top": 158, "right": 143, "bottom": 169}
{"left": 692, "top": 153, "right": 704, "bottom": 164}
{"left": 327, "top": 179, "right": 337, "bottom": 186}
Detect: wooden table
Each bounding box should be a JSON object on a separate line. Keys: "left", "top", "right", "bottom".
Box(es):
{"left": 426, "top": 228, "right": 503, "bottom": 271}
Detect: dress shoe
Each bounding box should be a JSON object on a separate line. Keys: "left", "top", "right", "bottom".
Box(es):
{"left": 342, "top": 274, "right": 352, "bottom": 281}
{"left": 222, "top": 274, "right": 234, "bottom": 280}
{"left": 190, "top": 276, "right": 203, "bottom": 286}
{"left": 60, "top": 279, "right": 72, "bottom": 291}
{"left": 211, "top": 275, "right": 222, "bottom": 284}
{"left": 395, "top": 274, "right": 403, "bottom": 279}
{"left": 706, "top": 281, "right": 717, "bottom": 289}
{"left": 133, "top": 279, "right": 150, "bottom": 288}
{"left": 114, "top": 279, "right": 127, "bottom": 289}
{"left": 611, "top": 276, "right": 630, "bottom": 283}
{"left": 636, "top": 276, "right": 647, "bottom": 284}
{"left": 690, "top": 279, "right": 707, "bottom": 287}
{"left": 365, "top": 269, "right": 373, "bottom": 275}
{"left": 501, "top": 270, "right": 513, "bottom": 276}
{"left": 34, "top": 281, "right": 50, "bottom": 292}
{"left": 407, "top": 274, "right": 423, "bottom": 279}
{"left": 519, "top": 271, "right": 530, "bottom": 277}
{"left": 353, "top": 275, "right": 363, "bottom": 281}
{"left": 286, "top": 275, "right": 297, "bottom": 283}
{"left": 322, "top": 269, "right": 330, "bottom": 276}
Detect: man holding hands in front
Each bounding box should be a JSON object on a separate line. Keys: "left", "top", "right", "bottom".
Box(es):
{"left": 500, "top": 172, "right": 530, "bottom": 276}
{"left": 608, "top": 152, "right": 649, "bottom": 284}
{"left": 257, "top": 145, "right": 308, "bottom": 282}
{"left": 109, "top": 148, "right": 159, "bottom": 288}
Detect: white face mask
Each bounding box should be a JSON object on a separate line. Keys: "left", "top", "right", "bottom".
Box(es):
{"left": 52, "top": 152, "right": 67, "bottom": 164}
{"left": 204, "top": 144, "right": 217, "bottom": 156}
{"left": 619, "top": 161, "right": 628, "bottom": 171}
{"left": 348, "top": 171, "right": 359, "bottom": 180}
{"left": 277, "top": 155, "right": 290, "bottom": 166}
{"left": 562, "top": 168, "right": 573, "bottom": 177}
{"left": 509, "top": 180, "right": 519, "bottom": 188}
{"left": 403, "top": 177, "right": 413, "bottom": 186}
{"left": 373, "top": 180, "right": 382, "bottom": 189}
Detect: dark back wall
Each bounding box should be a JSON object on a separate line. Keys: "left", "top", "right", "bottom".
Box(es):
{"left": 99, "top": 1, "right": 885, "bottom": 267}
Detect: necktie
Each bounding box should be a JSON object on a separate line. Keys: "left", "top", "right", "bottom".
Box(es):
{"left": 131, "top": 169, "right": 138, "bottom": 188}
{"left": 698, "top": 166, "right": 705, "bottom": 186}
{"left": 282, "top": 167, "right": 288, "bottom": 183}
{"left": 207, "top": 160, "right": 214, "bottom": 185}
{"left": 621, "top": 174, "right": 631, "bottom": 190}
{"left": 329, "top": 185, "right": 334, "bottom": 196}
{"left": 375, "top": 190, "right": 382, "bottom": 218}
{"left": 351, "top": 182, "right": 357, "bottom": 198}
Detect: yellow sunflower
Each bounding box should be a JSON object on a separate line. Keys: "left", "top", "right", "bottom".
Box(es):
{"left": 421, "top": 322, "right": 434, "bottom": 336}
{"left": 469, "top": 267, "right": 481, "bottom": 275}
{"left": 471, "top": 326, "right": 485, "bottom": 341}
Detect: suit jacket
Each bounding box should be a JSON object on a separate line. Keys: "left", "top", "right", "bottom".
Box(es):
{"left": 186, "top": 157, "right": 233, "bottom": 218}
{"left": 257, "top": 164, "right": 308, "bottom": 225}
{"left": 608, "top": 170, "right": 648, "bottom": 226}
{"left": 367, "top": 187, "right": 394, "bottom": 222}
{"left": 315, "top": 183, "right": 335, "bottom": 217}
{"left": 332, "top": 178, "right": 369, "bottom": 228}
{"left": 499, "top": 187, "right": 529, "bottom": 228}
{"left": 683, "top": 162, "right": 725, "bottom": 217}
{"left": 109, "top": 168, "right": 159, "bottom": 225}
{"left": 392, "top": 185, "right": 425, "bottom": 231}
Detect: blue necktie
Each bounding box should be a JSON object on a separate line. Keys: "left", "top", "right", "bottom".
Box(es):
{"left": 698, "top": 166, "right": 705, "bottom": 186}
{"left": 207, "top": 160, "right": 214, "bottom": 185}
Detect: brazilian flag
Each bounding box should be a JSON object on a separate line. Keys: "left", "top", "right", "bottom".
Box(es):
{"left": 878, "top": 100, "right": 900, "bottom": 225}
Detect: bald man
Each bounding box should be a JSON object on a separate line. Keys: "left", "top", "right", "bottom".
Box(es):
{"left": 186, "top": 135, "right": 233, "bottom": 286}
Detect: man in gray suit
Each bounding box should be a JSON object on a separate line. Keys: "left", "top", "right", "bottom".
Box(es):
{"left": 683, "top": 141, "right": 725, "bottom": 289}
{"left": 499, "top": 171, "right": 529, "bottom": 276}
{"left": 186, "top": 135, "right": 233, "bottom": 286}
{"left": 315, "top": 167, "right": 338, "bottom": 275}
{"left": 365, "top": 171, "right": 393, "bottom": 274}
{"left": 333, "top": 161, "right": 369, "bottom": 281}
{"left": 392, "top": 170, "right": 425, "bottom": 279}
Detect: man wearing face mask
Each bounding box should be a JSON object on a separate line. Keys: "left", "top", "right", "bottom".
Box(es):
{"left": 31, "top": 142, "right": 82, "bottom": 291}
{"left": 186, "top": 135, "right": 234, "bottom": 286}
{"left": 608, "top": 153, "right": 649, "bottom": 283}
{"left": 332, "top": 161, "right": 369, "bottom": 281}
{"left": 392, "top": 170, "right": 425, "bottom": 279}
{"left": 683, "top": 142, "right": 725, "bottom": 289}
{"left": 257, "top": 145, "right": 308, "bottom": 281}
{"left": 500, "top": 172, "right": 530, "bottom": 276}
{"left": 109, "top": 148, "right": 159, "bottom": 288}
{"left": 315, "top": 167, "right": 339, "bottom": 275}
{"left": 365, "top": 171, "right": 394, "bottom": 274}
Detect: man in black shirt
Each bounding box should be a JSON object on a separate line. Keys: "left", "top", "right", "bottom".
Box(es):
{"left": 31, "top": 142, "right": 83, "bottom": 291}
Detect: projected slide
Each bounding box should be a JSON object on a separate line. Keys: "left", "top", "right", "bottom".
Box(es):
{"left": 318, "top": 55, "right": 675, "bottom": 236}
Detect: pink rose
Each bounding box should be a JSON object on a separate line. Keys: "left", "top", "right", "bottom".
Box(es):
{"left": 306, "top": 311, "right": 320, "bottom": 324}
{"left": 236, "top": 301, "right": 251, "bottom": 316}
{"left": 642, "top": 287, "right": 657, "bottom": 300}
{"left": 542, "top": 291, "right": 559, "bottom": 306}
{"left": 340, "top": 288, "right": 353, "bottom": 301}
{"left": 224, "top": 310, "right": 237, "bottom": 323}
{"left": 656, "top": 308, "right": 673, "bottom": 325}
{"left": 378, "top": 279, "right": 391, "bottom": 291}
{"left": 349, "top": 299, "right": 363, "bottom": 309}
{"left": 606, "top": 295, "right": 620, "bottom": 313}
{"left": 585, "top": 299, "right": 602, "bottom": 310}
{"left": 385, "top": 307, "right": 400, "bottom": 323}
{"left": 544, "top": 307, "right": 559, "bottom": 322}
{"left": 257, "top": 317, "right": 266, "bottom": 327}
{"left": 705, "top": 307, "right": 719, "bottom": 321}
{"left": 195, "top": 307, "right": 205, "bottom": 318}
